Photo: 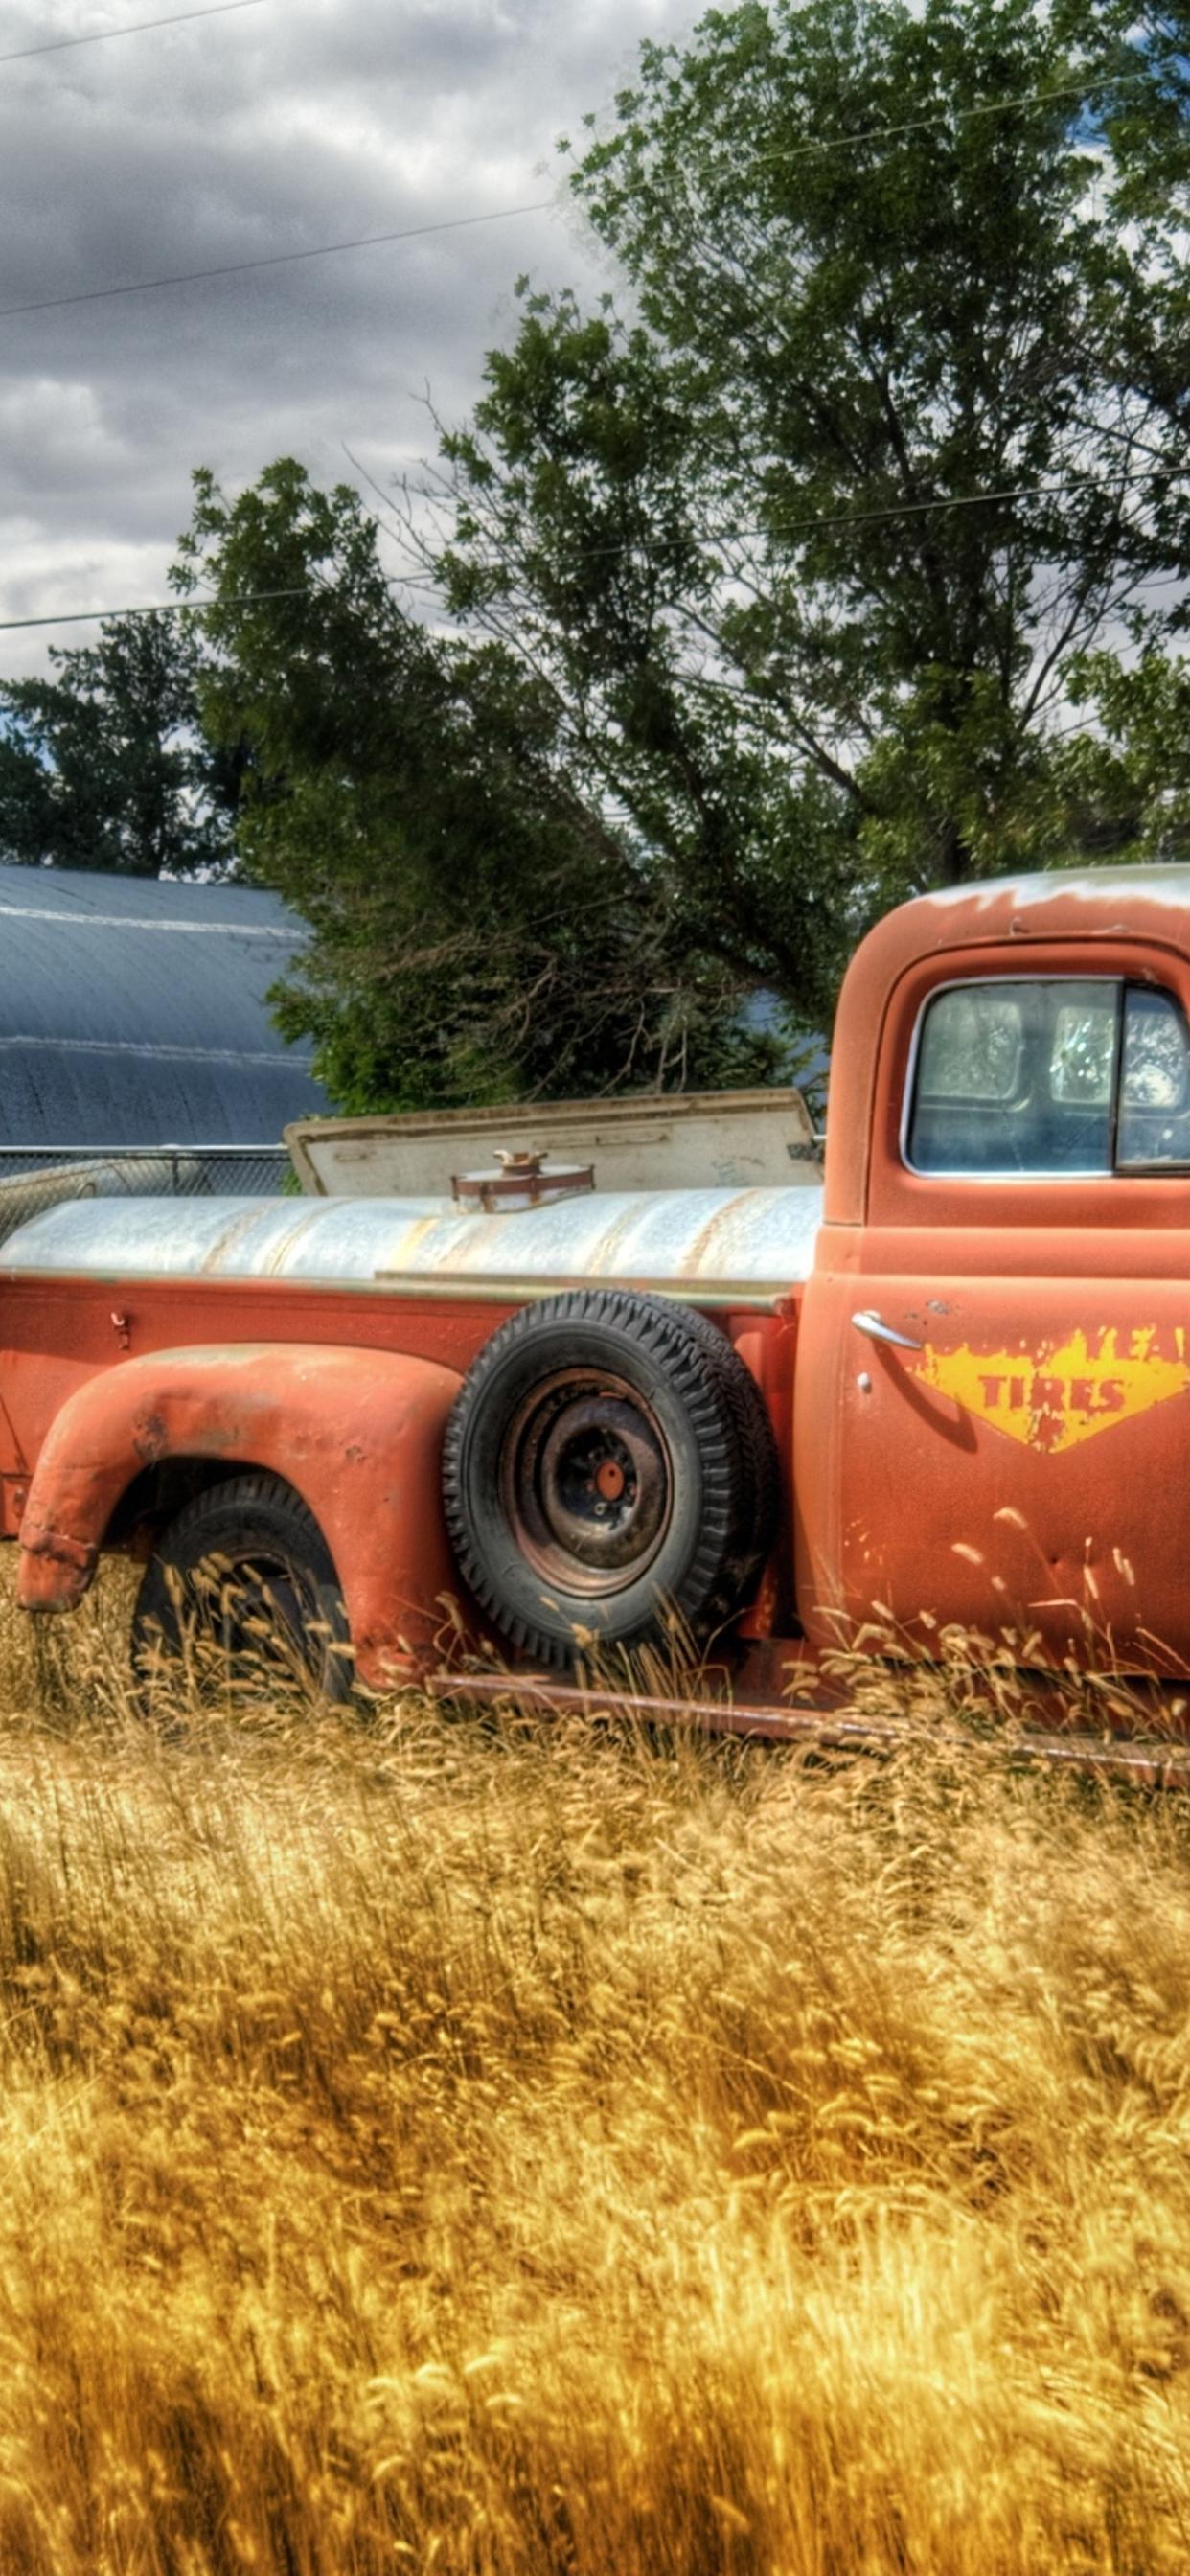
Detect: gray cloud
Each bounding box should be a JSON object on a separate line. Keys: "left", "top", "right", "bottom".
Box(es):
{"left": 0, "top": 0, "right": 695, "bottom": 677}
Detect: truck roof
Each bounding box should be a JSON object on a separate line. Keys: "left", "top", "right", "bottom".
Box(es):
{"left": 826, "top": 864, "right": 1190, "bottom": 1225}
{"left": 920, "top": 864, "right": 1190, "bottom": 920}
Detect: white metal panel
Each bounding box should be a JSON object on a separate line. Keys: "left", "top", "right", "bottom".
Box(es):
{"left": 286, "top": 1089, "right": 821, "bottom": 1197}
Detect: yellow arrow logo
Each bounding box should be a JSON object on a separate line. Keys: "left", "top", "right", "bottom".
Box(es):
{"left": 914, "top": 1326, "right": 1190, "bottom": 1454}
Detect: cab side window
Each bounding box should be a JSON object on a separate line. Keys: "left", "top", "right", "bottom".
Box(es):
{"left": 907, "top": 978, "right": 1190, "bottom": 1177}
{"left": 908, "top": 979, "right": 1116, "bottom": 1174}
{"left": 1118, "top": 988, "right": 1190, "bottom": 1164}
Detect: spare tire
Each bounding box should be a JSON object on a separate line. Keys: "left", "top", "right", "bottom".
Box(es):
{"left": 442, "top": 1287, "right": 779, "bottom": 1668}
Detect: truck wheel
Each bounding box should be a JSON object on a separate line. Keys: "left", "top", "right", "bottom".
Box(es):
{"left": 131, "top": 1472, "right": 354, "bottom": 1705}
{"left": 442, "top": 1287, "right": 779, "bottom": 1668}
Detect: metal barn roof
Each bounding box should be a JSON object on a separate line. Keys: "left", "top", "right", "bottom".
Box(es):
{"left": 0, "top": 866, "right": 331, "bottom": 1147}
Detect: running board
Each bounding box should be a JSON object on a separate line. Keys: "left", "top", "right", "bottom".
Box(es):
{"left": 426, "top": 1669, "right": 1190, "bottom": 1789}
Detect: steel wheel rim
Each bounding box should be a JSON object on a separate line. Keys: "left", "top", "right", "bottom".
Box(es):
{"left": 499, "top": 1368, "right": 675, "bottom": 1598}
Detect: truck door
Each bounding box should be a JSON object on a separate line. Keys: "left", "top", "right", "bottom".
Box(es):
{"left": 811, "top": 947, "right": 1190, "bottom": 1670}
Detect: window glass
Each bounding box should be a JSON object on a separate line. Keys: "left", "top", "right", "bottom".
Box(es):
{"left": 1118, "top": 988, "right": 1190, "bottom": 1163}
{"left": 916, "top": 988, "right": 1023, "bottom": 1102}
{"left": 908, "top": 979, "right": 1117, "bottom": 1174}
{"left": 1049, "top": 997, "right": 1117, "bottom": 1105}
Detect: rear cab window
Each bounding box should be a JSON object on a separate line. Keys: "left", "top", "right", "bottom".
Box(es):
{"left": 906, "top": 978, "right": 1190, "bottom": 1176}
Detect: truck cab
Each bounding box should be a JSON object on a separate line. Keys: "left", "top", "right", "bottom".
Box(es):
{"left": 795, "top": 868, "right": 1190, "bottom": 1675}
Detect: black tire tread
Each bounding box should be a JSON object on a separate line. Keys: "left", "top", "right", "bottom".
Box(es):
{"left": 132, "top": 1470, "right": 352, "bottom": 1703}
{"left": 442, "top": 1287, "right": 779, "bottom": 1668}
{"left": 663, "top": 1301, "right": 782, "bottom": 1588}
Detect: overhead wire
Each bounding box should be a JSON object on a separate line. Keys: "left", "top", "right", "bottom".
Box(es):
{"left": 0, "top": 587, "right": 307, "bottom": 633}
{"left": 740, "top": 62, "right": 1156, "bottom": 172}
{"left": 0, "top": 36, "right": 1175, "bottom": 631}
{"left": 414, "top": 459, "right": 1189, "bottom": 575}
{"left": 0, "top": 0, "right": 268, "bottom": 69}
{"left": 0, "top": 53, "right": 1160, "bottom": 324}
{"left": 0, "top": 198, "right": 556, "bottom": 320}
{"left": 3, "top": 458, "right": 1183, "bottom": 632}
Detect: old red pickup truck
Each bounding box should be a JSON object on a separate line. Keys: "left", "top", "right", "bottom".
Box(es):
{"left": 3, "top": 866, "right": 1189, "bottom": 1759}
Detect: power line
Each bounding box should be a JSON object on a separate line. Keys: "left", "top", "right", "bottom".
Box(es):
{"left": 361, "top": 453, "right": 1189, "bottom": 557}
{"left": 724, "top": 460, "right": 1184, "bottom": 545}
{"left": 434, "top": 460, "right": 1187, "bottom": 574}
{"left": 0, "top": 586, "right": 306, "bottom": 633}
{"left": 0, "top": 0, "right": 268, "bottom": 69}
{"left": 0, "top": 55, "right": 1162, "bottom": 327}
{"left": 0, "top": 198, "right": 555, "bottom": 322}
{"left": 5, "top": 458, "right": 1184, "bottom": 632}
{"left": 743, "top": 63, "right": 1155, "bottom": 172}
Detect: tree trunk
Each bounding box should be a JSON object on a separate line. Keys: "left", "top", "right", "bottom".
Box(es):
{"left": 936, "top": 816, "right": 970, "bottom": 887}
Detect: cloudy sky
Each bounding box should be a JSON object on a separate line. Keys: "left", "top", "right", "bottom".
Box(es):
{"left": 0, "top": 0, "right": 696, "bottom": 681}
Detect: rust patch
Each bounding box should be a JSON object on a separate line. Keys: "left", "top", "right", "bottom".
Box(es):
{"left": 678, "top": 1192, "right": 760, "bottom": 1282}
{"left": 561, "top": 1197, "right": 641, "bottom": 1276}
{"left": 198, "top": 1204, "right": 270, "bottom": 1276}
{"left": 132, "top": 1409, "right": 169, "bottom": 1466}
{"left": 20, "top": 1523, "right": 97, "bottom": 1576}
{"left": 258, "top": 1209, "right": 327, "bottom": 1277}
{"left": 381, "top": 1211, "right": 443, "bottom": 1268}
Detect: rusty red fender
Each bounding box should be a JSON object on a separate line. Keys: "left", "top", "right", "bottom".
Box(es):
{"left": 17, "top": 1343, "right": 463, "bottom": 1684}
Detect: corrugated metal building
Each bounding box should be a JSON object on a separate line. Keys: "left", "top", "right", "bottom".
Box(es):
{"left": 0, "top": 866, "right": 330, "bottom": 1150}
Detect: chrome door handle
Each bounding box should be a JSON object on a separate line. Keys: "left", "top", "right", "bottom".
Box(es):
{"left": 851, "top": 1309, "right": 924, "bottom": 1352}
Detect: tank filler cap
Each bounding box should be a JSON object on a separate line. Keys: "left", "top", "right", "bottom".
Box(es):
{"left": 450, "top": 1147, "right": 595, "bottom": 1212}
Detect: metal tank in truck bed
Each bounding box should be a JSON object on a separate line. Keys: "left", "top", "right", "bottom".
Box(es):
{"left": 0, "top": 1183, "right": 823, "bottom": 1308}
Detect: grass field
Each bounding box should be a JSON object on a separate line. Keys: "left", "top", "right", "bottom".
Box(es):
{"left": 0, "top": 1577, "right": 1188, "bottom": 2571}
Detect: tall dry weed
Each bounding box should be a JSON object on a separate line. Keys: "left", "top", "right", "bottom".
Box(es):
{"left": 0, "top": 1566, "right": 1185, "bottom": 2570}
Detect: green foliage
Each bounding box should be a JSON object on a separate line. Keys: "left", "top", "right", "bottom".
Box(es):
{"left": 1055, "top": 653, "right": 1190, "bottom": 861}
{"left": 436, "top": 0, "right": 1190, "bottom": 920}
{"left": 0, "top": 613, "right": 238, "bottom": 877}
{"left": 1060, "top": 1, "right": 1190, "bottom": 220}
{"left": 178, "top": 462, "right": 777, "bottom": 1111}
{"left": 174, "top": 0, "right": 1190, "bottom": 1116}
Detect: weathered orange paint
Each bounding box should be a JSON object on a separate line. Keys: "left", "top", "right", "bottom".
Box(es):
{"left": 725, "top": 1303, "right": 798, "bottom": 1636}
{"left": 17, "top": 1342, "right": 461, "bottom": 1687}
{"left": 0, "top": 1266, "right": 792, "bottom": 1677}
{"left": 9, "top": 867, "right": 1190, "bottom": 1728}
{"left": 0, "top": 1388, "right": 23, "bottom": 1477}
{"left": 795, "top": 876, "right": 1190, "bottom": 1677}
{"left": 822, "top": 876, "right": 1190, "bottom": 1227}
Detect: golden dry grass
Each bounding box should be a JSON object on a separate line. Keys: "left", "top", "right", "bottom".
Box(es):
{"left": 0, "top": 1572, "right": 1188, "bottom": 2570}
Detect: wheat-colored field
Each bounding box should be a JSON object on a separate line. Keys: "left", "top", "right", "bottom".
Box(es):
{"left": 0, "top": 1575, "right": 1187, "bottom": 2573}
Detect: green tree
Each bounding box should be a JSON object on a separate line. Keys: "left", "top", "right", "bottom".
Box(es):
{"left": 177, "top": 461, "right": 784, "bottom": 1111}
{"left": 0, "top": 611, "right": 239, "bottom": 877}
{"left": 181, "top": 0, "right": 1190, "bottom": 1113}
{"left": 1054, "top": 652, "right": 1190, "bottom": 860}
{"left": 1066, "top": 0, "right": 1190, "bottom": 222}
{"left": 420, "top": 0, "right": 1189, "bottom": 953}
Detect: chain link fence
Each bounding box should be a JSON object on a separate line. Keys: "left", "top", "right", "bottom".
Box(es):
{"left": 0, "top": 1146, "right": 292, "bottom": 1248}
